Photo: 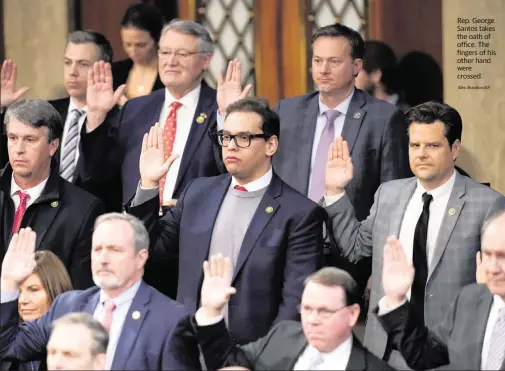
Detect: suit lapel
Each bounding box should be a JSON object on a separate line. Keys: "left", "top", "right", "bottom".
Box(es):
{"left": 111, "top": 281, "right": 152, "bottom": 370}
{"left": 389, "top": 178, "right": 417, "bottom": 236}
{"left": 232, "top": 174, "right": 282, "bottom": 283}
{"left": 82, "top": 290, "right": 101, "bottom": 314}
{"left": 345, "top": 336, "right": 367, "bottom": 370}
{"left": 341, "top": 90, "right": 366, "bottom": 155}
{"left": 174, "top": 82, "right": 217, "bottom": 193}
{"left": 428, "top": 173, "right": 466, "bottom": 280}
{"left": 286, "top": 333, "right": 309, "bottom": 370}
{"left": 470, "top": 287, "right": 493, "bottom": 370}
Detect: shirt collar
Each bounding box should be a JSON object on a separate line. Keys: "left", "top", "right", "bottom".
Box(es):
{"left": 318, "top": 88, "right": 355, "bottom": 117}
{"left": 231, "top": 166, "right": 273, "bottom": 192}
{"left": 307, "top": 334, "right": 353, "bottom": 364}
{"left": 10, "top": 174, "right": 49, "bottom": 201}
{"left": 99, "top": 279, "right": 142, "bottom": 307}
{"left": 386, "top": 93, "right": 399, "bottom": 105}
{"left": 164, "top": 83, "right": 201, "bottom": 111}
{"left": 415, "top": 170, "right": 456, "bottom": 201}
{"left": 493, "top": 295, "right": 505, "bottom": 310}
{"left": 68, "top": 98, "right": 88, "bottom": 114}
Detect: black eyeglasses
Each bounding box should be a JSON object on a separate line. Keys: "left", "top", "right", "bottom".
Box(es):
{"left": 217, "top": 132, "right": 268, "bottom": 148}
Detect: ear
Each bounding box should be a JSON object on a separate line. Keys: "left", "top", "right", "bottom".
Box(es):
{"left": 348, "top": 304, "right": 361, "bottom": 327}
{"left": 202, "top": 53, "right": 212, "bottom": 71}
{"left": 93, "top": 353, "right": 107, "bottom": 370}
{"left": 136, "top": 248, "right": 149, "bottom": 269}
{"left": 49, "top": 138, "right": 60, "bottom": 157}
{"left": 352, "top": 58, "right": 363, "bottom": 77}
{"left": 266, "top": 135, "right": 279, "bottom": 158}
{"left": 451, "top": 139, "right": 461, "bottom": 161}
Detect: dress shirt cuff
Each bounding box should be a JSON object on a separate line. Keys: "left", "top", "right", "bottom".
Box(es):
{"left": 377, "top": 296, "right": 407, "bottom": 315}
{"left": 195, "top": 307, "right": 224, "bottom": 326}
{"left": 132, "top": 181, "right": 159, "bottom": 206}
{"left": 0, "top": 290, "right": 19, "bottom": 304}
{"left": 324, "top": 191, "right": 346, "bottom": 207}
{"left": 216, "top": 110, "right": 225, "bottom": 131}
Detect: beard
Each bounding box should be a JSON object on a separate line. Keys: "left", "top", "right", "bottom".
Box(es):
{"left": 93, "top": 272, "right": 123, "bottom": 290}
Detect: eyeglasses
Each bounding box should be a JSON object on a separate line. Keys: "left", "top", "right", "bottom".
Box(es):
{"left": 217, "top": 132, "right": 268, "bottom": 148}
{"left": 298, "top": 304, "right": 349, "bottom": 320}
{"left": 157, "top": 49, "right": 203, "bottom": 61}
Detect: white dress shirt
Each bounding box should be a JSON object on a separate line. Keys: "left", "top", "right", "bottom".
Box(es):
{"left": 10, "top": 175, "right": 49, "bottom": 209}
{"left": 93, "top": 280, "right": 142, "bottom": 370}
{"left": 59, "top": 99, "right": 88, "bottom": 169}
{"left": 231, "top": 167, "right": 272, "bottom": 191}
{"left": 293, "top": 335, "right": 353, "bottom": 370}
{"left": 159, "top": 85, "right": 201, "bottom": 203}
{"left": 481, "top": 295, "right": 505, "bottom": 369}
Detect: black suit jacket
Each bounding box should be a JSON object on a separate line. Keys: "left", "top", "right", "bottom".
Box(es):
{"left": 377, "top": 284, "right": 500, "bottom": 370}
{"left": 111, "top": 58, "right": 164, "bottom": 92}
{"left": 196, "top": 319, "right": 393, "bottom": 370}
{"left": 47, "top": 98, "right": 123, "bottom": 212}
{"left": 0, "top": 163, "right": 104, "bottom": 289}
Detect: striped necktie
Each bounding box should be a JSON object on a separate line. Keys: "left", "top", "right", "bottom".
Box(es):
{"left": 60, "top": 109, "right": 85, "bottom": 181}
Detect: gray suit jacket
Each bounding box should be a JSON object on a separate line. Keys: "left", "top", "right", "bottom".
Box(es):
{"left": 326, "top": 172, "right": 505, "bottom": 361}
{"left": 196, "top": 319, "right": 393, "bottom": 370}
{"left": 378, "top": 284, "right": 503, "bottom": 370}
{"left": 273, "top": 88, "right": 411, "bottom": 221}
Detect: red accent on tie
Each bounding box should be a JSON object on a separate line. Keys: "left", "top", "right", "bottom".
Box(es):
{"left": 159, "top": 102, "right": 183, "bottom": 204}
{"left": 100, "top": 299, "right": 116, "bottom": 333}
{"left": 12, "top": 191, "right": 29, "bottom": 235}
{"left": 234, "top": 185, "right": 248, "bottom": 192}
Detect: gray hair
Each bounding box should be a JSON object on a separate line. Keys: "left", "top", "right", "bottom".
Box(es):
{"left": 94, "top": 212, "right": 149, "bottom": 252}
{"left": 4, "top": 99, "right": 63, "bottom": 142}
{"left": 482, "top": 209, "right": 505, "bottom": 237}
{"left": 304, "top": 267, "right": 360, "bottom": 306}
{"left": 160, "top": 19, "right": 215, "bottom": 55}
{"left": 68, "top": 30, "right": 113, "bottom": 63}
{"left": 51, "top": 312, "right": 108, "bottom": 356}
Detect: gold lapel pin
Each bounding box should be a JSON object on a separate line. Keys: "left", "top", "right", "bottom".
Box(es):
{"left": 196, "top": 112, "right": 207, "bottom": 124}
{"left": 353, "top": 112, "right": 361, "bottom": 119}
{"left": 51, "top": 201, "right": 58, "bottom": 208}
{"left": 265, "top": 206, "right": 274, "bottom": 213}
{"left": 132, "top": 311, "right": 141, "bottom": 320}
{"left": 448, "top": 208, "right": 456, "bottom": 216}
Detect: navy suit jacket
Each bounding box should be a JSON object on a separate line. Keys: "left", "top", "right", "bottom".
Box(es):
{"left": 116, "top": 81, "right": 224, "bottom": 204}
{"left": 127, "top": 172, "right": 325, "bottom": 344}
{"left": 0, "top": 281, "right": 200, "bottom": 370}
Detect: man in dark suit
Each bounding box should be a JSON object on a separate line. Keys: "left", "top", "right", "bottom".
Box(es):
{"left": 376, "top": 211, "right": 505, "bottom": 370}
{"left": 0, "top": 99, "right": 104, "bottom": 289}
{"left": 216, "top": 24, "right": 412, "bottom": 298}
{"left": 127, "top": 97, "right": 324, "bottom": 344}
{"left": 194, "top": 255, "right": 392, "bottom": 370}
{"left": 0, "top": 214, "right": 200, "bottom": 370}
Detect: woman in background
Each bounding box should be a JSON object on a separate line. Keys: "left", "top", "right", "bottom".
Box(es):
{"left": 1, "top": 251, "right": 73, "bottom": 371}
{"left": 112, "top": 2, "right": 165, "bottom": 106}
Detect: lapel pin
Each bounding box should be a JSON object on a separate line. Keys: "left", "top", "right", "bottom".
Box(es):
{"left": 196, "top": 112, "right": 207, "bottom": 124}
{"left": 132, "top": 311, "right": 141, "bottom": 320}
{"left": 448, "top": 208, "right": 456, "bottom": 216}
{"left": 265, "top": 206, "right": 274, "bottom": 213}
{"left": 51, "top": 201, "right": 58, "bottom": 208}
{"left": 353, "top": 112, "right": 361, "bottom": 119}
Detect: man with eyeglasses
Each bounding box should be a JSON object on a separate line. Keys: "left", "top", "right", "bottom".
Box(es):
{"left": 127, "top": 97, "right": 325, "bottom": 345}
{"left": 193, "top": 255, "right": 392, "bottom": 370}
{"left": 85, "top": 19, "right": 226, "bottom": 299}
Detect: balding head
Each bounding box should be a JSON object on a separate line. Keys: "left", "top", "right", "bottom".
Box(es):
{"left": 481, "top": 210, "right": 505, "bottom": 298}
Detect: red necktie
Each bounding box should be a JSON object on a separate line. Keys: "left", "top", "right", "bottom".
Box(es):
{"left": 234, "top": 185, "right": 248, "bottom": 192}
{"left": 12, "top": 191, "right": 29, "bottom": 235}
{"left": 100, "top": 299, "right": 116, "bottom": 333}
{"left": 159, "top": 101, "right": 183, "bottom": 204}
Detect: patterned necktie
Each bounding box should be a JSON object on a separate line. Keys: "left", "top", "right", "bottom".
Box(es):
{"left": 410, "top": 192, "right": 433, "bottom": 325}
{"left": 309, "top": 109, "right": 341, "bottom": 202}
{"left": 100, "top": 299, "right": 116, "bottom": 333}
{"left": 12, "top": 191, "right": 29, "bottom": 235}
{"left": 234, "top": 185, "right": 248, "bottom": 192}
{"left": 60, "top": 109, "right": 85, "bottom": 181}
{"left": 485, "top": 307, "right": 505, "bottom": 370}
{"left": 159, "top": 102, "right": 182, "bottom": 203}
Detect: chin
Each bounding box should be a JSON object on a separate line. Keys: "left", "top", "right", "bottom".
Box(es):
{"left": 93, "top": 275, "right": 121, "bottom": 290}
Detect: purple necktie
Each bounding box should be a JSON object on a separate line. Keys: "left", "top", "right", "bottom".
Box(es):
{"left": 309, "top": 109, "right": 341, "bottom": 201}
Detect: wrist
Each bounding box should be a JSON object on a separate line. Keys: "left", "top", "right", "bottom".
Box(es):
{"left": 141, "top": 179, "right": 159, "bottom": 189}
{"left": 86, "top": 110, "right": 107, "bottom": 130}
{"left": 325, "top": 187, "right": 345, "bottom": 196}
{"left": 1, "top": 278, "right": 20, "bottom": 292}
{"left": 201, "top": 306, "right": 223, "bottom": 318}
{"left": 385, "top": 295, "right": 407, "bottom": 308}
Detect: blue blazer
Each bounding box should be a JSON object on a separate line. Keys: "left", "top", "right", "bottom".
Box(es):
{"left": 116, "top": 81, "right": 224, "bottom": 204}
{"left": 0, "top": 281, "right": 200, "bottom": 370}
{"left": 127, "top": 172, "right": 325, "bottom": 344}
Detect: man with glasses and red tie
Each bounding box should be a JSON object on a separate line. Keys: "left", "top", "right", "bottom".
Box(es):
{"left": 127, "top": 97, "right": 325, "bottom": 345}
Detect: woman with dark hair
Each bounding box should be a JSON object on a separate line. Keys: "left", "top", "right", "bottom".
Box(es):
{"left": 1, "top": 251, "right": 73, "bottom": 371}
{"left": 112, "top": 2, "right": 166, "bottom": 106}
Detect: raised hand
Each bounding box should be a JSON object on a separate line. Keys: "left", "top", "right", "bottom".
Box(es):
{"left": 476, "top": 251, "right": 486, "bottom": 284}
{"left": 1, "top": 59, "right": 30, "bottom": 107}
{"left": 86, "top": 61, "right": 126, "bottom": 130}
{"left": 1, "top": 228, "right": 37, "bottom": 291}
{"left": 382, "top": 236, "right": 414, "bottom": 306}
{"left": 200, "top": 255, "right": 237, "bottom": 317}
{"left": 216, "top": 59, "right": 252, "bottom": 115}
{"left": 139, "top": 123, "right": 179, "bottom": 188}
{"left": 325, "top": 136, "right": 353, "bottom": 195}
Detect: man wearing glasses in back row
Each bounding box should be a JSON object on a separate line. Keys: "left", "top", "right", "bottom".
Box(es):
{"left": 126, "top": 97, "right": 326, "bottom": 345}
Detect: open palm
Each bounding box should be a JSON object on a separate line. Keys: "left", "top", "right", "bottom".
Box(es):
{"left": 1, "top": 228, "right": 37, "bottom": 284}
{"left": 382, "top": 236, "right": 414, "bottom": 301}
{"left": 325, "top": 137, "right": 353, "bottom": 191}
{"left": 216, "top": 59, "right": 252, "bottom": 114}
{"left": 1, "top": 59, "right": 30, "bottom": 107}
{"left": 87, "top": 61, "right": 125, "bottom": 113}
{"left": 200, "top": 255, "right": 236, "bottom": 315}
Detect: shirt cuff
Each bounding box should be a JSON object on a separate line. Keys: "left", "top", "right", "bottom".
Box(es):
{"left": 132, "top": 181, "right": 159, "bottom": 206}
{"left": 216, "top": 110, "right": 225, "bottom": 131}
{"left": 377, "top": 296, "right": 407, "bottom": 315}
{"left": 1, "top": 290, "right": 19, "bottom": 304}
{"left": 324, "top": 191, "right": 346, "bottom": 206}
{"left": 195, "top": 307, "right": 224, "bottom": 326}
